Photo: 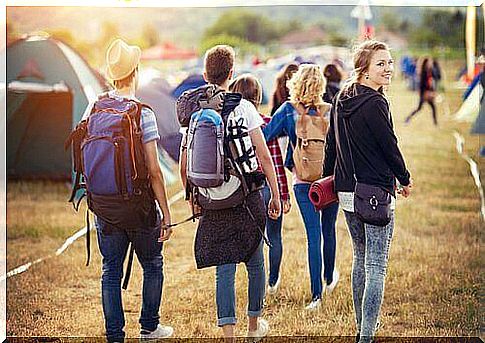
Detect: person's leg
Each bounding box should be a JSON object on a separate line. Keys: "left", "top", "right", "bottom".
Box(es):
{"left": 130, "top": 217, "right": 164, "bottom": 332}
{"left": 262, "top": 186, "right": 283, "bottom": 287}
{"left": 96, "top": 217, "right": 130, "bottom": 343}
{"left": 428, "top": 99, "right": 438, "bottom": 125}
{"left": 294, "top": 183, "right": 323, "bottom": 300}
{"left": 245, "top": 240, "right": 265, "bottom": 331}
{"left": 359, "top": 212, "right": 395, "bottom": 343}
{"left": 321, "top": 202, "right": 339, "bottom": 285}
{"left": 216, "top": 263, "right": 238, "bottom": 335}
{"left": 405, "top": 96, "right": 424, "bottom": 122}
{"left": 343, "top": 211, "right": 366, "bottom": 336}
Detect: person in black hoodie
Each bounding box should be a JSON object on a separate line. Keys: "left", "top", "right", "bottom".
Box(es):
{"left": 323, "top": 40, "right": 413, "bottom": 343}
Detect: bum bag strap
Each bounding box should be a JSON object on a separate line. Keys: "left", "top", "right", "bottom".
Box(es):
{"left": 122, "top": 244, "right": 135, "bottom": 290}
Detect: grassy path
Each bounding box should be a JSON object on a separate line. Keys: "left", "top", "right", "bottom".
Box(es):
{"left": 6, "top": 77, "right": 482, "bottom": 338}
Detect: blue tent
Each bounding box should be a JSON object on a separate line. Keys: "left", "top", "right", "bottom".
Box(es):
{"left": 172, "top": 74, "right": 206, "bottom": 99}
{"left": 136, "top": 78, "right": 182, "bottom": 162}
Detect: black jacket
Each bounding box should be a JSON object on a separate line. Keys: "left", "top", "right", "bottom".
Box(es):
{"left": 323, "top": 84, "right": 410, "bottom": 196}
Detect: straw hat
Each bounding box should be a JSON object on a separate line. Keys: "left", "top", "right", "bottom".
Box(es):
{"left": 106, "top": 38, "right": 141, "bottom": 81}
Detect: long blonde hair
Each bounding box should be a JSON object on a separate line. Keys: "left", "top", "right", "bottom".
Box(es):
{"left": 288, "top": 64, "right": 325, "bottom": 107}
{"left": 341, "top": 40, "right": 390, "bottom": 96}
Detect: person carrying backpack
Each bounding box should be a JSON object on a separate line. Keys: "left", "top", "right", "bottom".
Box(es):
{"left": 69, "top": 39, "right": 174, "bottom": 341}
{"left": 262, "top": 64, "right": 339, "bottom": 311}
{"left": 178, "top": 45, "right": 281, "bottom": 341}
{"left": 229, "top": 74, "right": 292, "bottom": 296}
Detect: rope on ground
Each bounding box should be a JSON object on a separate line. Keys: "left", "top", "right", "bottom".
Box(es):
{"left": 0, "top": 189, "right": 185, "bottom": 282}
{"left": 452, "top": 131, "right": 485, "bottom": 221}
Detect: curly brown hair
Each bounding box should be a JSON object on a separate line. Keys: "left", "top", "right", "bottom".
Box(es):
{"left": 204, "top": 45, "right": 235, "bottom": 86}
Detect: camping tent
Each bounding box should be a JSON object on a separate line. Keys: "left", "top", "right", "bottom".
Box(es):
{"left": 172, "top": 74, "right": 206, "bottom": 99}
{"left": 7, "top": 82, "right": 73, "bottom": 179}
{"left": 6, "top": 35, "right": 109, "bottom": 127}
{"left": 136, "top": 78, "right": 182, "bottom": 162}
{"left": 141, "top": 42, "right": 197, "bottom": 61}
{"left": 5, "top": 35, "right": 108, "bottom": 179}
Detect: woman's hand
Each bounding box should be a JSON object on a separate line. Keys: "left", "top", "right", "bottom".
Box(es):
{"left": 398, "top": 178, "right": 413, "bottom": 198}
{"left": 268, "top": 197, "right": 282, "bottom": 220}
{"left": 282, "top": 199, "right": 291, "bottom": 214}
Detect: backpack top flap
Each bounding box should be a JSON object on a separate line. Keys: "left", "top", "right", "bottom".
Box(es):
{"left": 177, "top": 84, "right": 224, "bottom": 127}
{"left": 89, "top": 96, "right": 140, "bottom": 136}
{"left": 294, "top": 103, "right": 330, "bottom": 141}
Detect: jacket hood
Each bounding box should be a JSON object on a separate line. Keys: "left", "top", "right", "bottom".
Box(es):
{"left": 337, "top": 84, "right": 383, "bottom": 118}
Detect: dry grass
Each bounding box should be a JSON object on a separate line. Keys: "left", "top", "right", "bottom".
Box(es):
{"left": 6, "top": 74, "right": 483, "bottom": 339}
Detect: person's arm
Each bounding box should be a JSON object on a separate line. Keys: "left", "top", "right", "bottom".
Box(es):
{"left": 323, "top": 103, "right": 337, "bottom": 177}
{"left": 262, "top": 103, "right": 288, "bottom": 142}
{"left": 364, "top": 98, "right": 411, "bottom": 188}
{"left": 250, "top": 128, "right": 281, "bottom": 219}
{"left": 144, "top": 140, "right": 172, "bottom": 241}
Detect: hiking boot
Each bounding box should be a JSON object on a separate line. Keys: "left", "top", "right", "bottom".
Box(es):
{"left": 247, "top": 318, "right": 269, "bottom": 342}
{"left": 140, "top": 324, "right": 174, "bottom": 339}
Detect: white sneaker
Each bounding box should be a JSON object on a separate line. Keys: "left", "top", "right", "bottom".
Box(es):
{"left": 267, "top": 277, "right": 280, "bottom": 295}
{"left": 326, "top": 269, "right": 340, "bottom": 295}
{"left": 247, "top": 318, "right": 269, "bottom": 342}
{"left": 304, "top": 297, "right": 322, "bottom": 311}
{"left": 140, "top": 324, "right": 174, "bottom": 339}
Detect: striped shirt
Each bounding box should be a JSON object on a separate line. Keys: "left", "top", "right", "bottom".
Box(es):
{"left": 261, "top": 114, "right": 290, "bottom": 201}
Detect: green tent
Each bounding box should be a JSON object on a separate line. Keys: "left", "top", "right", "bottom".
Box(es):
{"left": 6, "top": 35, "right": 108, "bottom": 179}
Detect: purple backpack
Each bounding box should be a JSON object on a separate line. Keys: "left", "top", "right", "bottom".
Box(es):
{"left": 66, "top": 94, "right": 157, "bottom": 269}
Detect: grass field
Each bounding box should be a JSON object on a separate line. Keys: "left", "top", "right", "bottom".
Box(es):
{"left": 6, "top": 68, "right": 483, "bottom": 339}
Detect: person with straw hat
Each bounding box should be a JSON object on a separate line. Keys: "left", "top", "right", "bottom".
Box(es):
{"left": 90, "top": 38, "right": 174, "bottom": 341}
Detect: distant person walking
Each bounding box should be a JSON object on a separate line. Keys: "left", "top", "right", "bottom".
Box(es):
{"left": 179, "top": 45, "right": 281, "bottom": 341}
{"left": 270, "top": 63, "right": 299, "bottom": 115}
{"left": 405, "top": 57, "right": 438, "bottom": 125}
{"left": 323, "top": 63, "right": 342, "bottom": 103}
{"left": 263, "top": 64, "right": 339, "bottom": 311}
{"left": 229, "top": 74, "right": 291, "bottom": 295}
{"left": 324, "top": 40, "right": 413, "bottom": 343}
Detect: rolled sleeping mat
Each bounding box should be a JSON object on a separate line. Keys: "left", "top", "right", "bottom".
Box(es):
{"left": 308, "top": 175, "right": 338, "bottom": 211}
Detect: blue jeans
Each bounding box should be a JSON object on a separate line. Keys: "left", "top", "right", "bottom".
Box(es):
{"left": 261, "top": 185, "right": 283, "bottom": 286}
{"left": 96, "top": 214, "right": 164, "bottom": 342}
{"left": 344, "top": 210, "right": 394, "bottom": 343}
{"left": 215, "top": 240, "right": 265, "bottom": 326}
{"left": 294, "top": 183, "right": 339, "bottom": 299}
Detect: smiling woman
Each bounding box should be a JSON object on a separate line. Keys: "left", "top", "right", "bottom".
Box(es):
{"left": 323, "top": 40, "right": 413, "bottom": 343}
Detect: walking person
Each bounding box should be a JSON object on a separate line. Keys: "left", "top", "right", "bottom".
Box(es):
{"left": 179, "top": 45, "right": 281, "bottom": 341}
{"left": 263, "top": 64, "right": 340, "bottom": 310}
{"left": 79, "top": 39, "right": 174, "bottom": 342}
{"left": 405, "top": 57, "right": 438, "bottom": 125}
{"left": 324, "top": 40, "right": 413, "bottom": 342}
{"left": 323, "top": 63, "right": 343, "bottom": 103}
{"left": 229, "top": 74, "right": 291, "bottom": 295}
{"left": 270, "top": 62, "right": 299, "bottom": 115}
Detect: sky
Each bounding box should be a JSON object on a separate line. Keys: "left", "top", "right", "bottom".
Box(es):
{"left": 4, "top": 0, "right": 484, "bottom": 6}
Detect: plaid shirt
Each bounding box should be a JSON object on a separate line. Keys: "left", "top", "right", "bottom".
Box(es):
{"left": 260, "top": 114, "right": 290, "bottom": 201}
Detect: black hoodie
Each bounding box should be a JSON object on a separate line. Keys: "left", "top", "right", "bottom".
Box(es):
{"left": 323, "top": 84, "right": 410, "bottom": 196}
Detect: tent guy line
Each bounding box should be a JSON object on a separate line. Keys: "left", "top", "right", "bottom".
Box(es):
{"left": 0, "top": 189, "right": 186, "bottom": 282}
{"left": 453, "top": 131, "right": 485, "bottom": 221}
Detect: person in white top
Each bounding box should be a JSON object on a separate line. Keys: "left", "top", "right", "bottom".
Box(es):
{"left": 179, "top": 45, "right": 281, "bottom": 342}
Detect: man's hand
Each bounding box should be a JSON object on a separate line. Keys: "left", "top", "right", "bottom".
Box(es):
{"left": 268, "top": 197, "right": 282, "bottom": 220}
{"left": 158, "top": 217, "right": 173, "bottom": 242}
